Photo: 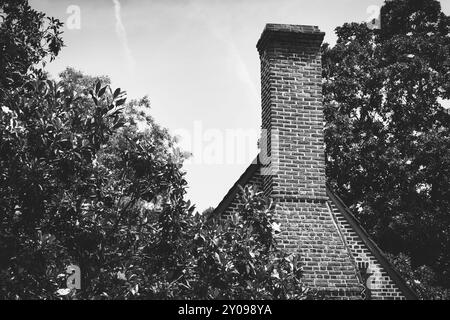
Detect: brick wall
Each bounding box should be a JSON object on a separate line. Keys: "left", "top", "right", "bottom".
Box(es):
{"left": 275, "top": 200, "right": 362, "bottom": 295}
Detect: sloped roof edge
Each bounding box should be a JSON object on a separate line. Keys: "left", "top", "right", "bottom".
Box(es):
{"left": 211, "top": 156, "right": 260, "bottom": 219}
{"left": 326, "top": 184, "right": 418, "bottom": 300}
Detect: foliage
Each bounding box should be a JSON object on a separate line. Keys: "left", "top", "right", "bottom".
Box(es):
{"left": 0, "top": 73, "right": 306, "bottom": 299}
{"left": 0, "top": 0, "right": 63, "bottom": 100}
{"left": 0, "top": 1, "right": 308, "bottom": 299}
{"left": 322, "top": 0, "right": 450, "bottom": 296}
{"left": 201, "top": 207, "right": 215, "bottom": 216}
{"left": 182, "top": 187, "right": 307, "bottom": 300}
{"left": 388, "top": 253, "right": 449, "bottom": 300}
{"left": 0, "top": 73, "right": 158, "bottom": 298}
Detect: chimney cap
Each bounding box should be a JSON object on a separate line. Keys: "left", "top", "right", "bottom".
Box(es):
{"left": 257, "top": 23, "right": 325, "bottom": 53}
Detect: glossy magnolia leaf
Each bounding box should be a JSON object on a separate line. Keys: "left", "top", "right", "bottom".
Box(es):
{"left": 115, "top": 98, "right": 126, "bottom": 107}
{"left": 113, "top": 88, "right": 121, "bottom": 99}
{"left": 95, "top": 81, "right": 101, "bottom": 94}
{"left": 98, "top": 86, "right": 107, "bottom": 98}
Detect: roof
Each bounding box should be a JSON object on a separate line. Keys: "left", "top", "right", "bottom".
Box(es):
{"left": 212, "top": 158, "right": 418, "bottom": 300}
{"left": 326, "top": 184, "right": 418, "bottom": 300}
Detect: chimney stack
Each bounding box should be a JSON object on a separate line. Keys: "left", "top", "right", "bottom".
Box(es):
{"left": 256, "top": 24, "right": 361, "bottom": 296}
{"left": 257, "top": 24, "right": 326, "bottom": 200}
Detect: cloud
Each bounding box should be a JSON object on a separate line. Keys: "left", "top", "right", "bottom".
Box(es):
{"left": 112, "top": 0, "right": 135, "bottom": 72}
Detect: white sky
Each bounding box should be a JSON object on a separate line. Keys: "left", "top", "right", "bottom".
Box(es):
{"left": 31, "top": 0, "right": 450, "bottom": 212}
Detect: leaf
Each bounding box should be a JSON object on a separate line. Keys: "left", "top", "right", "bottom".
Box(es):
{"left": 214, "top": 252, "right": 221, "bottom": 264}
{"left": 98, "top": 86, "right": 107, "bottom": 97}
{"left": 113, "top": 88, "right": 121, "bottom": 99}
{"left": 105, "top": 107, "right": 123, "bottom": 118}
{"left": 117, "top": 271, "right": 127, "bottom": 281}
{"left": 56, "top": 288, "right": 71, "bottom": 296}
{"left": 115, "top": 98, "right": 126, "bottom": 106}
{"left": 130, "top": 284, "right": 139, "bottom": 295}
{"left": 112, "top": 119, "right": 125, "bottom": 130}
{"left": 271, "top": 222, "right": 281, "bottom": 233}
{"left": 271, "top": 269, "right": 280, "bottom": 279}
{"left": 95, "top": 81, "right": 101, "bottom": 94}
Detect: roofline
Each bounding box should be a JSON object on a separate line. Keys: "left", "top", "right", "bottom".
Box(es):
{"left": 326, "top": 183, "right": 418, "bottom": 300}
{"left": 210, "top": 156, "right": 261, "bottom": 219}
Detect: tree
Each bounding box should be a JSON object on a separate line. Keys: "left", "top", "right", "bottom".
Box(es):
{"left": 0, "top": 1, "right": 307, "bottom": 299}
{"left": 184, "top": 186, "right": 307, "bottom": 299}
{"left": 388, "top": 253, "right": 449, "bottom": 299}
{"left": 322, "top": 0, "right": 450, "bottom": 298}
{"left": 201, "top": 207, "right": 215, "bottom": 216}
{"left": 0, "top": 70, "right": 306, "bottom": 298}
{"left": 0, "top": 0, "right": 63, "bottom": 100}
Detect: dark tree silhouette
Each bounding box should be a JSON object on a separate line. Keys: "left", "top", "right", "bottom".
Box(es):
{"left": 323, "top": 0, "right": 450, "bottom": 298}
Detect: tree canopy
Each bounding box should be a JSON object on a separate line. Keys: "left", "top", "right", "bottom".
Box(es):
{"left": 323, "top": 0, "right": 450, "bottom": 298}
{"left": 0, "top": 0, "right": 306, "bottom": 300}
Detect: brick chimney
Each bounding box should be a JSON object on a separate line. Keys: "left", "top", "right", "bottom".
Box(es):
{"left": 257, "top": 24, "right": 362, "bottom": 296}
{"left": 257, "top": 24, "right": 327, "bottom": 200}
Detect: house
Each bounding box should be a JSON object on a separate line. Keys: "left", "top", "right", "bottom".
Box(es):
{"left": 212, "top": 24, "right": 417, "bottom": 300}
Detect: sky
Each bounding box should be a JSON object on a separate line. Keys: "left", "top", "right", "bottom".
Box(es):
{"left": 30, "top": 0, "right": 450, "bottom": 212}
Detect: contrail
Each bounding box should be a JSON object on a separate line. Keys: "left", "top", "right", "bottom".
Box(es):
{"left": 189, "top": 2, "right": 259, "bottom": 101}
{"left": 112, "top": 0, "right": 135, "bottom": 72}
